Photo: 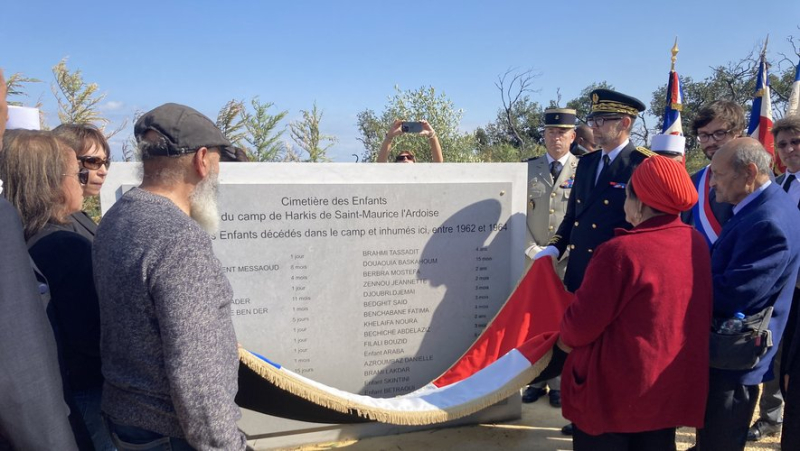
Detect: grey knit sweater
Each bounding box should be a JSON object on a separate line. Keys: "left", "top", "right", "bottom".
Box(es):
{"left": 93, "top": 188, "right": 246, "bottom": 450}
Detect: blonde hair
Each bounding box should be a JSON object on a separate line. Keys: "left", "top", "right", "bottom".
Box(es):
{"left": 0, "top": 130, "right": 75, "bottom": 240}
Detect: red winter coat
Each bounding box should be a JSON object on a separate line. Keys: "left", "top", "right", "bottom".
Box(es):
{"left": 560, "top": 215, "right": 712, "bottom": 435}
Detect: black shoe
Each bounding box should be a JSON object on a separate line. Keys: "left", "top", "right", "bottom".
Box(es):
{"left": 522, "top": 386, "right": 547, "bottom": 403}
{"left": 548, "top": 390, "right": 561, "bottom": 407}
{"left": 561, "top": 423, "right": 574, "bottom": 436}
{"left": 747, "top": 420, "right": 781, "bottom": 441}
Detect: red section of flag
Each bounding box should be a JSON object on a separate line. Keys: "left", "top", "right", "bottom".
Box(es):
{"left": 433, "top": 257, "right": 573, "bottom": 387}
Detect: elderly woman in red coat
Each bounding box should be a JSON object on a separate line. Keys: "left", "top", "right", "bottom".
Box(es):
{"left": 559, "top": 156, "right": 713, "bottom": 451}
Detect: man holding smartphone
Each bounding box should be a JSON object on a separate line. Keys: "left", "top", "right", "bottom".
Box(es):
{"left": 376, "top": 119, "right": 444, "bottom": 163}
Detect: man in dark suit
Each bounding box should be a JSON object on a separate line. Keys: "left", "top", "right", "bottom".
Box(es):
{"left": 0, "top": 69, "right": 78, "bottom": 450}
{"left": 682, "top": 101, "right": 744, "bottom": 247}
{"left": 695, "top": 137, "right": 800, "bottom": 451}
{"left": 773, "top": 116, "right": 800, "bottom": 449}
{"left": 535, "top": 88, "right": 652, "bottom": 293}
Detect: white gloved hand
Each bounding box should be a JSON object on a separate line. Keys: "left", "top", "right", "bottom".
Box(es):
{"left": 533, "top": 245, "right": 559, "bottom": 261}
{"left": 524, "top": 244, "right": 544, "bottom": 259}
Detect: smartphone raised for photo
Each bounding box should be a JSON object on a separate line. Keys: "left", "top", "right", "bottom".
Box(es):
{"left": 401, "top": 121, "right": 423, "bottom": 134}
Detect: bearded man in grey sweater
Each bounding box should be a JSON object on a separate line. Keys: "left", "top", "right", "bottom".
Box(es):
{"left": 93, "top": 103, "right": 247, "bottom": 450}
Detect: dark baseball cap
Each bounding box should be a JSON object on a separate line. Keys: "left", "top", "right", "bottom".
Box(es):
{"left": 134, "top": 103, "right": 236, "bottom": 160}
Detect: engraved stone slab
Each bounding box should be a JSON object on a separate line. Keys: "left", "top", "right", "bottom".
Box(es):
{"left": 101, "top": 163, "right": 528, "bottom": 448}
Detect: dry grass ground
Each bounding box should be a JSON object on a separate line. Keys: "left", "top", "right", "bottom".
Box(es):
{"left": 274, "top": 390, "right": 781, "bottom": 451}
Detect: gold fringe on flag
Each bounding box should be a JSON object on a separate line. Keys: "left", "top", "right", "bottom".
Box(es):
{"left": 238, "top": 347, "right": 551, "bottom": 426}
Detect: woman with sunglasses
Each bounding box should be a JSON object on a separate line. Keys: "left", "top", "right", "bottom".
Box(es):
{"left": 53, "top": 123, "right": 111, "bottom": 241}
{"left": 0, "top": 129, "right": 114, "bottom": 450}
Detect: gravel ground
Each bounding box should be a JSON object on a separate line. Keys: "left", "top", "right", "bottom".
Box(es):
{"left": 273, "top": 390, "right": 781, "bottom": 451}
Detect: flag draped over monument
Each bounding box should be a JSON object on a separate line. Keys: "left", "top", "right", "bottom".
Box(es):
{"left": 662, "top": 39, "right": 684, "bottom": 135}
{"left": 236, "top": 257, "right": 572, "bottom": 425}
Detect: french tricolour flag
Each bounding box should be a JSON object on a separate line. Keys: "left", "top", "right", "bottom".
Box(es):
{"left": 748, "top": 53, "right": 775, "bottom": 162}
{"left": 236, "top": 257, "right": 573, "bottom": 425}
{"left": 662, "top": 70, "right": 683, "bottom": 135}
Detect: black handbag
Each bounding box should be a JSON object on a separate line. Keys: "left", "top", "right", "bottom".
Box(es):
{"left": 709, "top": 306, "right": 774, "bottom": 370}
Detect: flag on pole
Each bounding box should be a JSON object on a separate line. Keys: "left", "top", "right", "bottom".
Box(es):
{"left": 662, "top": 39, "right": 683, "bottom": 135}
{"left": 747, "top": 41, "right": 775, "bottom": 162}
{"left": 787, "top": 58, "right": 800, "bottom": 117}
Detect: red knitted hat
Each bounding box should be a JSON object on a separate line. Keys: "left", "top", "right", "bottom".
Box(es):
{"left": 631, "top": 155, "right": 698, "bottom": 214}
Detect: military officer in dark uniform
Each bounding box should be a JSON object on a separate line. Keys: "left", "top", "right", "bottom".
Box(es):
{"left": 522, "top": 108, "right": 579, "bottom": 406}
{"left": 535, "top": 89, "right": 652, "bottom": 293}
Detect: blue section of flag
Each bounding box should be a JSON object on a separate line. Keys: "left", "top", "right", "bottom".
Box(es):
{"left": 795, "top": 59, "right": 800, "bottom": 82}
{"left": 748, "top": 56, "right": 769, "bottom": 135}
{"left": 253, "top": 351, "right": 282, "bottom": 369}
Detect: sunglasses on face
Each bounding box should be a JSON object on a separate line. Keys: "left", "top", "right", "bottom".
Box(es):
{"left": 63, "top": 168, "right": 90, "bottom": 185}
{"left": 78, "top": 155, "right": 111, "bottom": 170}
{"left": 395, "top": 154, "right": 415, "bottom": 162}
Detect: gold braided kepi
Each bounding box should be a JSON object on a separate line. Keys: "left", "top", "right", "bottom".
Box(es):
{"left": 589, "top": 89, "right": 646, "bottom": 117}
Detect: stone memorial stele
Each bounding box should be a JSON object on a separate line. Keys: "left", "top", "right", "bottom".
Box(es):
{"left": 101, "top": 162, "right": 528, "bottom": 449}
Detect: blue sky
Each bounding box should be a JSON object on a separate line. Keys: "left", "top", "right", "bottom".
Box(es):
{"left": 3, "top": 0, "right": 800, "bottom": 161}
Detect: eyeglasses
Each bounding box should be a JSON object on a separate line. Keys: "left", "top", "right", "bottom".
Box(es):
{"left": 63, "top": 168, "right": 90, "bottom": 185}
{"left": 395, "top": 154, "right": 415, "bottom": 162}
{"left": 776, "top": 138, "right": 800, "bottom": 150}
{"left": 587, "top": 116, "right": 622, "bottom": 127}
{"left": 78, "top": 155, "right": 111, "bottom": 170}
{"left": 696, "top": 129, "right": 732, "bottom": 143}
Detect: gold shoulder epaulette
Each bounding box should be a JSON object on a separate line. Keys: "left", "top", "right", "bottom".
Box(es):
{"left": 635, "top": 146, "right": 656, "bottom": 157}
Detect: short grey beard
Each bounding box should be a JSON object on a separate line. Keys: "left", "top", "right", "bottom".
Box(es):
{"left": 189, "top": 170, "right": 220, "bottom": 234}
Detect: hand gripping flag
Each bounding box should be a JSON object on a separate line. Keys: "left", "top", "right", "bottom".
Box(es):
{"left": 787, "top": 57, "right": 800, "bottom": 117}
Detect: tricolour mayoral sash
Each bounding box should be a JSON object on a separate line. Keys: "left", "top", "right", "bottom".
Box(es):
{"left": 692, "top": 165, "right": 723, "bottom": 247}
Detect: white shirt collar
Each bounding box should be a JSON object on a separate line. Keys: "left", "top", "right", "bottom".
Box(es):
{"left": 545, "top": 152, "right": 571, "bottom": 166}
{"left": 733, "top": 180, "right": 772, "bottom": 215}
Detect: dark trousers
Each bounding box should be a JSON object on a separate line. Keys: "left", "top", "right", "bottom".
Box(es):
{"left": 756, "top": 342, "right": 784, "bottom": 425}
{"left": 696, "top": 371, "right": 759, "bottom": 451}
{"left": 784, "top": 355, "right": 800, "bottom": 449}
{"left": 573, "top": 425, "right": 676, "bottom": 451}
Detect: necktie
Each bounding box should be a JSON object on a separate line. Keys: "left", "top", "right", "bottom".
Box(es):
{"left": 597, "top": 154, "right": 611, "bottom": 185}
{"left": 784, "top": 174, "right": 796, "bottom": 193}
{"left": 550, "top": 161, "right": 563, "bottom": 180}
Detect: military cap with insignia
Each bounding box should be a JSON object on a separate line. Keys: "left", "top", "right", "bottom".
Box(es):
{"left": 588, "top": 89, "right": 646, "bottom": 118}
{"left": 544, "top": 108, "right": 577, "bottom": 128}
